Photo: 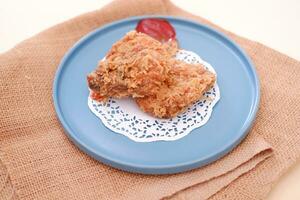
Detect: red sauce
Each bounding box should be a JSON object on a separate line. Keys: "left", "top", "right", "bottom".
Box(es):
{"left": 136, "top": 19, "right": 176, "bottom": 42}
{"left": 90, "top": 91, "right": 104, "bottom": 101}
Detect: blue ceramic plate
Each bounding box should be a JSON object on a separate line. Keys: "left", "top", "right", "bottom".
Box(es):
{"left": 53, "top": 16, "right": 259, "bottom": 174}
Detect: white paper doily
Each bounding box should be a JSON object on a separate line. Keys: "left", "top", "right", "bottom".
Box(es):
{"left": 88, "top": 49, "right": 220, "bottom": 142}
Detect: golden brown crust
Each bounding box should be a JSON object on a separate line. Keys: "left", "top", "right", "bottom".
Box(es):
{"left": 87, "top": 31, "right": 178, "bottom": 101}
{"left": 136, "top": 61, "right": 216, "bottom": 118}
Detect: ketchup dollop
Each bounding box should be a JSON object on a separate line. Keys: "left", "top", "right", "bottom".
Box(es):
{"left": 136, "top": 19, "right": 176, "bottom": 42}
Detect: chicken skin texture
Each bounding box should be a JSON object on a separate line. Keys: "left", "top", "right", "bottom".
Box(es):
{"left": 87, "top": 31, "right": 178, "bottom": 101}
{"left": 136, "top": 61, "right": 215, "bottom": 118}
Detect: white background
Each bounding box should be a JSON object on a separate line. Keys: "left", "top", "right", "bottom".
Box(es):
{"left": 0, "top": 0, "right": 299, "bottom": 199}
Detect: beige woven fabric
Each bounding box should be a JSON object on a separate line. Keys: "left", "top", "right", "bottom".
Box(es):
{"left": 0, "top": 0, "right": 299, "bottom": 199}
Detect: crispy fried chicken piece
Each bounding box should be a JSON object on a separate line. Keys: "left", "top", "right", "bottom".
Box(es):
{"left": 136, "top": 61, "right": 216, "bottom": 118}
{"left": 87, "top": 31, "right": 178, "bottom": 101}
{"left": 87, "top": 30, "right": 216, "bottom": 119}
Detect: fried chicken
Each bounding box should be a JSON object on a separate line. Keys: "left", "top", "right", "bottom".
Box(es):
{"left": 87, "top": 30, "right": 178, "bottom": 101}
{"left": 136, "top": 61, "right": 215, "bottom": 118}
{"left": 87, "top": 30, "right": 216, "bottom": 118}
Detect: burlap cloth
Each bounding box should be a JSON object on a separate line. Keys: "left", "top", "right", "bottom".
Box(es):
{"left": 0, "top": 0, "right": 299, "bottom": 199}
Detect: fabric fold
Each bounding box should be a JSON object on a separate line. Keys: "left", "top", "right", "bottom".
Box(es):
{"left": 0, "top": 0, "right": 299, "bottom": 199}
{"left": 169, "top": 149, "right": 272, "bottom": 200}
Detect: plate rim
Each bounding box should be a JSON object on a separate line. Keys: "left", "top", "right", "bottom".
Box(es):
{"left": 53, "top": 15, "right": 260, "bottom": 174}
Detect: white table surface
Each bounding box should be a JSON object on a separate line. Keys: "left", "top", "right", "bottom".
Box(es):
{"left": 0, "top": 0, "right": 299, "bottom": 199}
